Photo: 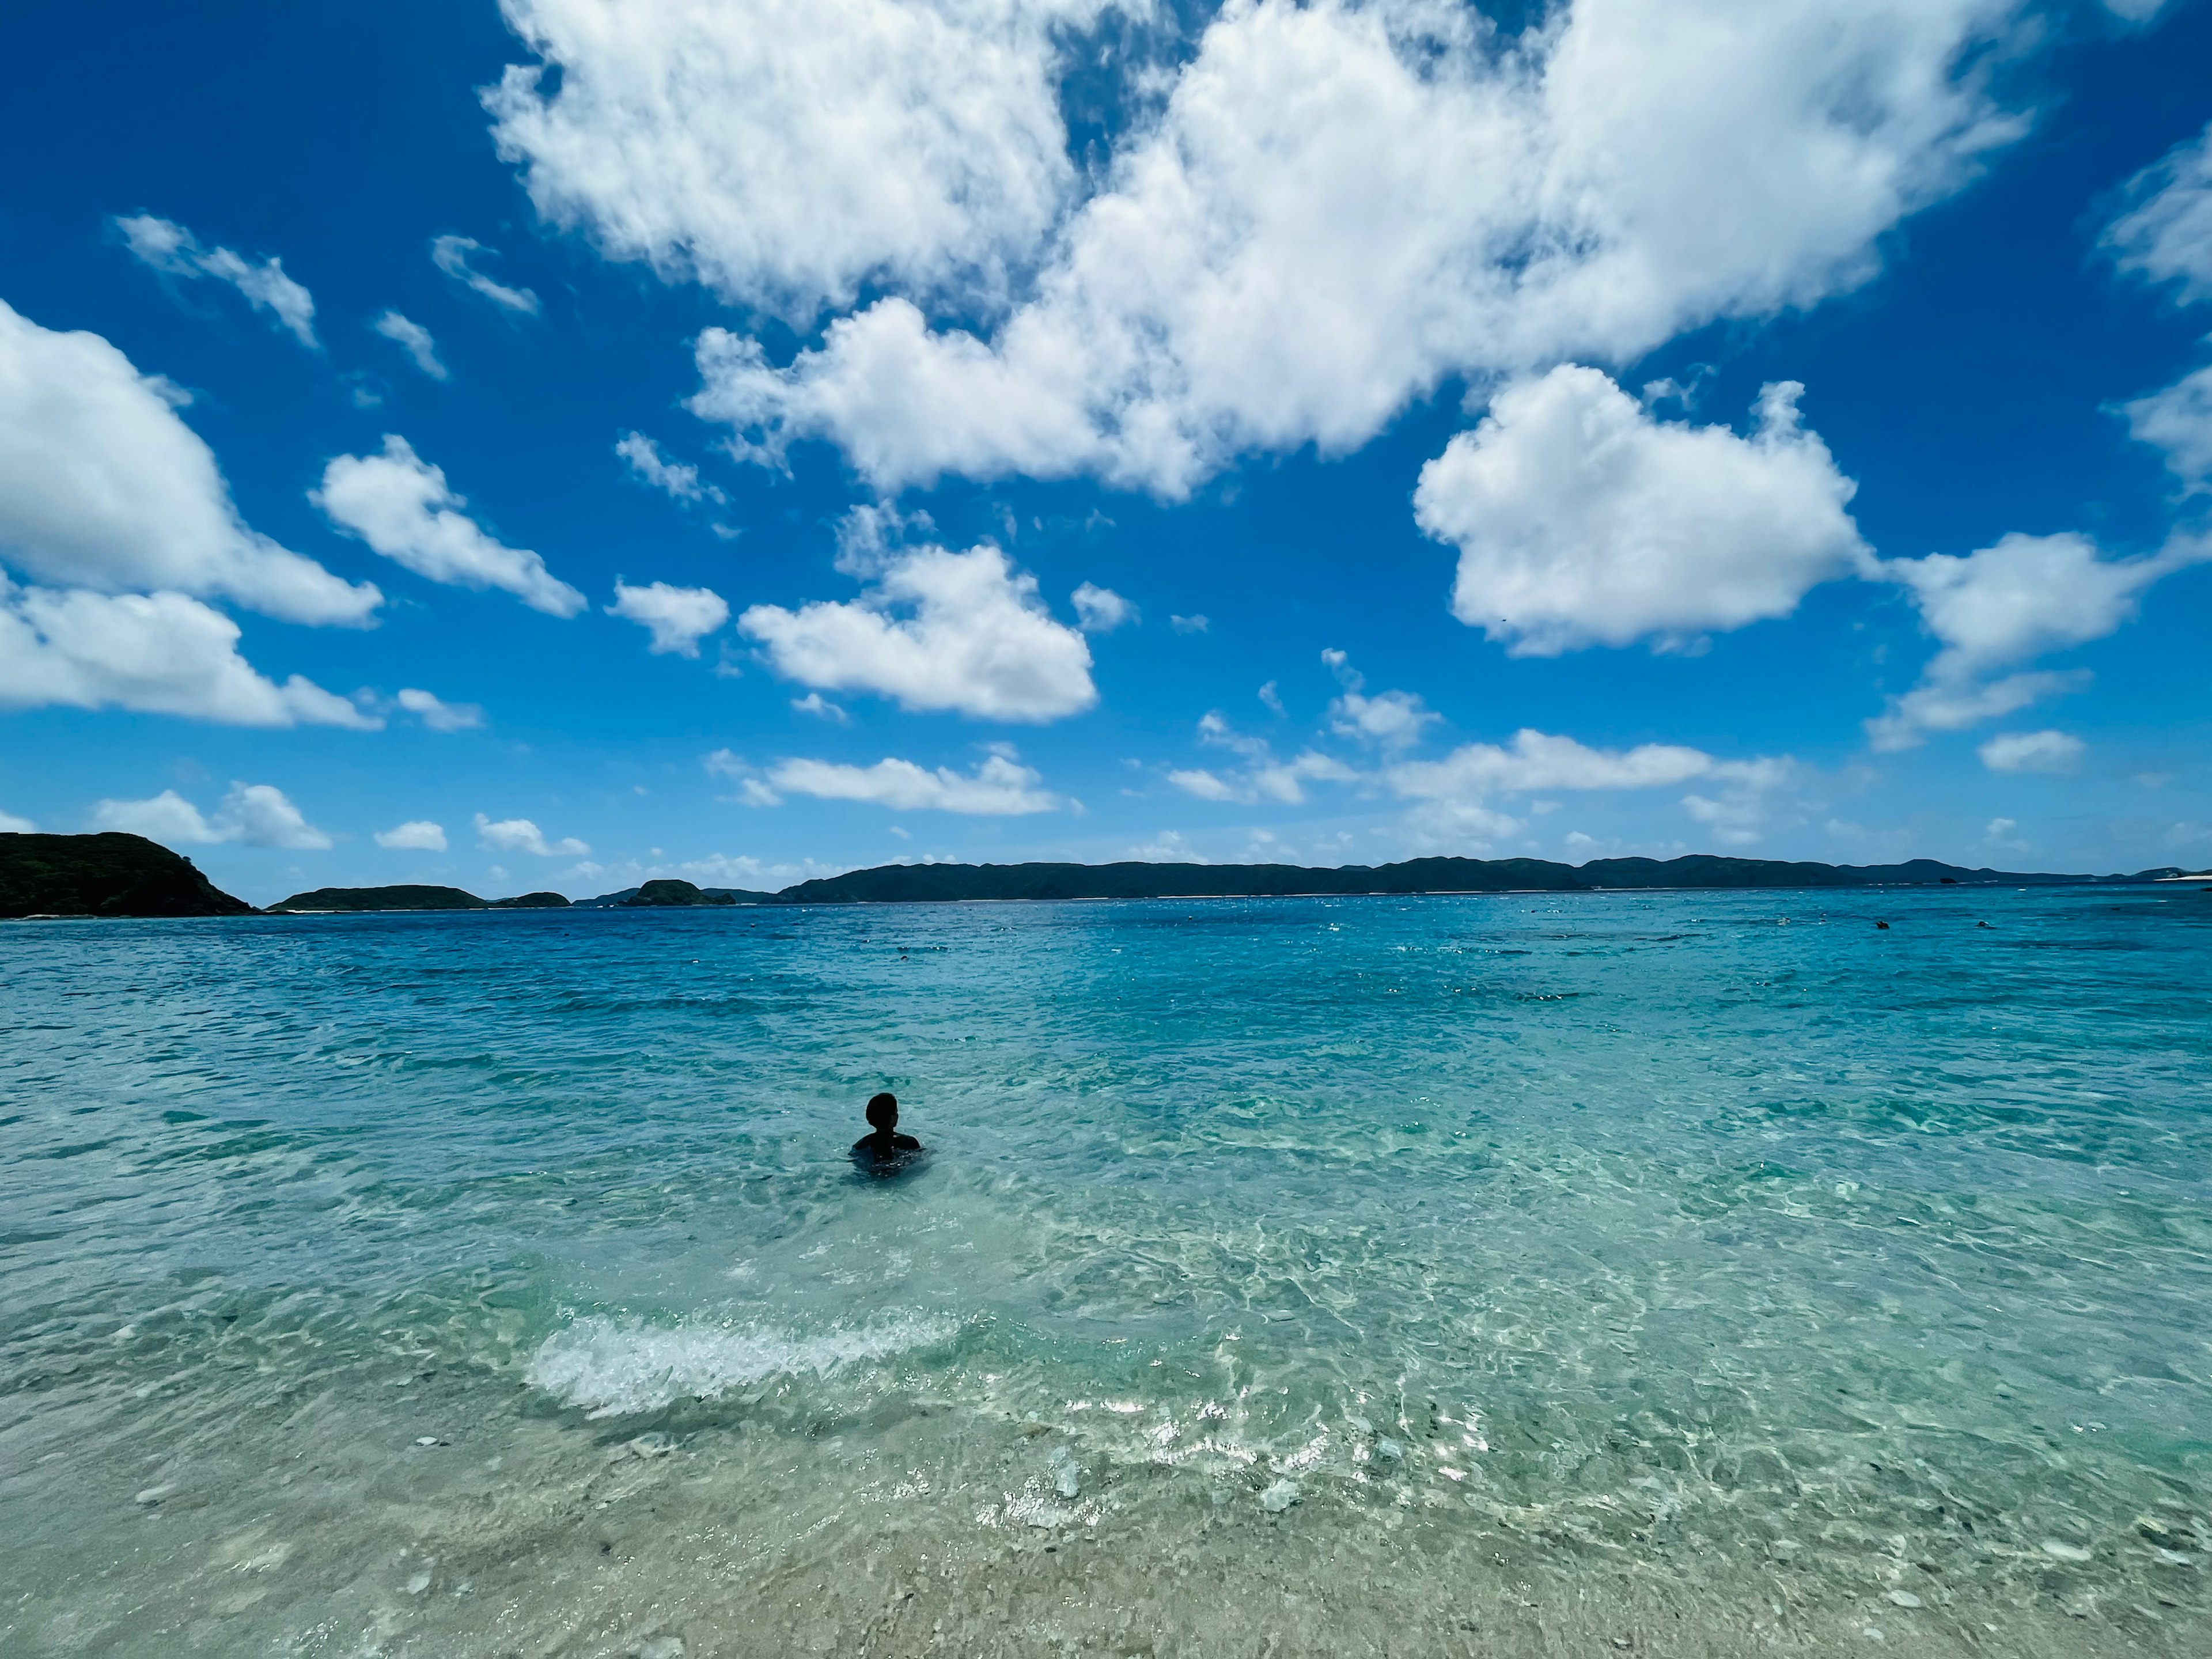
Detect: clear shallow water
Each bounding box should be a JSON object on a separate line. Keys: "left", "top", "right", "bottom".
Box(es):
{"left": 3, "top": 888, "right": 2210, "bottom": 1657}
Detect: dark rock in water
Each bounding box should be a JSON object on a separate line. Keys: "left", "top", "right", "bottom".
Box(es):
{"left": 267, "top": 885, "right": 486, "bottom": 912}
{"left": 490, "top": 891, "right": 570, "bottom": 908}
{"left": 0, "top": 832, "right": 253, "bottom": 919}
{"left": 622, "top": 878, "right": 738, "bottom": 907}
{"left": 1876, "top": 921, "right": 1891, "bottom": 929}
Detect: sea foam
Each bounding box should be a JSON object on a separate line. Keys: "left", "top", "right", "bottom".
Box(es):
{"left": 527, "top": 1310, "right": 960, "bottom": 1418}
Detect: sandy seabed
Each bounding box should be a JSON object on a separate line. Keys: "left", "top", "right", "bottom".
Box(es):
{"left": 9, "top": 1350, "right": 2203, "bottom": 1659}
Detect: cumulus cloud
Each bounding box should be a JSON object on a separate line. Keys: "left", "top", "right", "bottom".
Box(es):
{"left": 2104, "top": 119, "right": 2212, "bottom": 305}
{"left": 1321, "top": 649, "right": 1438, "bottom": 751}
{"left": 1387, "top": 730, "right": 1732, "bottom": 799}
{"left": 691, "top": 0, "right": 2028, "bottom": 495}
{"left": 93, "top": 788, "right": 219, "bottom": 845}
{"left": 791, "top": 691, "right": 849, "bottom": 722}
{"left": 608, "top": 579, "right": 730, "bottom": 656}
{"left": 738, "top": 540, "right": 1095, "bottom": 721}
{"left": 1172, "top": 710, "right": 1359, "bottom": 805}
{"left": 1978, "top": 729, "right": 2085, "bottom": 774}
{"left": 313, "top": 436, "right": 586, "bottom": 616}
{"left": 1868, "top": 531, "right": 2207, "bottom": 748}
{"left": 474, "top": 812, "right": 589, "bottom": 856}
{"left": 1415, "top": 368, "right": 1869, "bottom": 654}
{"left": 486, "top": 0, "right": 1118, "bottom": 320}
{"left": 616, "top": 431, "right": 725, "bottom": 503}
{"left": 376, "top": 819, "right": 449, "bottom": 851}
{"left": 0, "top": 299, "right": 379, "bottom": 624}
{"left": 0, "top": 806, "right": 34, "bottom": 833}
{"left": 1125, "top": 830, "right": 1206, "bottom": 863}
{"left": 763, "top": 751, "right": 1062, "bottom": 814}
{"left": 430, "top": 234, "right": 540, "bottom": 314}
{"left": 2120, "top": 362, "right": 2212, "bottom": 490}
{"left": 115, "top": 213, "right": 318, "bottom": 347}
{"left": 1385, "top": 730, "right": 1788, "bottom": 851}
{"left": 94, "top": 782, "right": 332, "bottom": 850}
{"left": 372, "top": 310, "right": 448, "bottom": 380}
{"left": 0, "top": 577, "right": 377, "bottom": 728}
{"left": 1071, "top": 582, "right": 1135, "bottom": 633}
{"left": 396, "top": 687, "right": 484, "bottom": 731}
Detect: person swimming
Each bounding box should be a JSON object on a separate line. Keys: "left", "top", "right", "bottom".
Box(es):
{"left": 852, "top": 1091, "right": 922, "bottom": 1167}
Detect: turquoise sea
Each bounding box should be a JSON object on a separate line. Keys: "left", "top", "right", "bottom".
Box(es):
{"left": 4, "top": 887, "right": 2210, "bottom": 1657}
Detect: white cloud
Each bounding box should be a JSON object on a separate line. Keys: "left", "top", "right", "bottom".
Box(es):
{"left": 1166, "top": 767, "right": 1241, "bottom": 803}
{"left": 0, "top": 298, "right": 378, "bottom": 625}
{"left": 1415, "top": 368, "right": 1869, "bottom": 654}
{"left": 0, "top": 577, "right": 377, "bottom": 728}
{"left": 224, "top": 783, "right": 334, "bottom": 849}
{"left": 313, "top": 436, "right": 586, "bottom": 616}
{"left": 1169, "top": 614, "right": 1209, "bottom": 635}
{"left": 1867, "top": 669, "right": 2089, "bottom": 746}
{"left": 1257, "top": 680, "right": 1285, "bottom": 716}
{"left": 791, "top": 691, "right": 849, "bottom": 722}
{"left": 93, "top": 788, "right": 218, "bottom": 844}
{"left": 738, "top": 541, "right": 1095, "bottom": 721}
{"left": 2120, "top": 362, "right": 2212, "bottom": 490}
{"left": 474, "top": 812, "right": 589, "bottom": 856}
{"left": 608, "top": 579, "right": 730, "bottom": 656}
{"left": 1385, "top": 729, "right": 1730, "bottom": 798}
{"left": 396, "top": 687, "right": 484, "bottom": 731}
{"left": 115, "top": 214, "right": 318, "bottom": 347}
{"left": 372, "top": 310, "right": 448, "bottom": 380}
{"left": 430, "top": 235, "right": 540, "bottom": 314}
{"left": 0, "top": 806, "right": 34, "bottom": 833}
{"left": 1979, "top": 729, "right": 2085, "bottom": 774}
{"left": 764, "top": 752, "right": 1061, "bottom": 814}
{"left": 1321, "top": 649, "right": 1438, "bottom": 751}
{"left": 1382, "top": 729, "right": 1787, "bottom": 853}
{"left": 1071, "top": 582, "right": 1135, "bottom": 633}
{"left": 93, "top": 782, "right": 331, "bottom": 850}
{"left": 2104, "top": 119, "right": 2212, "bottom": 305}
{"left": 1868, "top": 531, "right": 2207, "bottom": 748}
{"left": 1125, "top": 830, "right": 1206, "bottom": 862}
{"left": 692, "top": 0, "right": 2028, "bottom": 495}
{"left": 2100, "top": 1, "right": 2174, "bottom": 21}
{"left": 376, "top": 819, "right": 449, "bottom": 851}
{"left": 486, "top": 0, "right": 1118, "bottom": 320}
{"left": 1176, "top": 710, "right": 1361, "bottom": 805}
{"left": 616, "top": 431, "right": 724, "bottom": 503}
{"left": 1330, "top": 688, "right": 1436, "bottom": 749}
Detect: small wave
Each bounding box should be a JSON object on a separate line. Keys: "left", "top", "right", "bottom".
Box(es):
{"left": 526, "top": 1310, "right": 959, "bottom": 1418}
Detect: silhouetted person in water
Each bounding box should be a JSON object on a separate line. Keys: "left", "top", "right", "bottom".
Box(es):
{"left": 852, "top": 1091, "right": 922, "bottom": 1168}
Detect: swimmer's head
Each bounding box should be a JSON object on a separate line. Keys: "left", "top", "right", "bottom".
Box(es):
{"left": 866, "top": 1092, "right": 899, "bottom": 1131}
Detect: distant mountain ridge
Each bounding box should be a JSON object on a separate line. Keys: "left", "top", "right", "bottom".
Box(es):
{"left": 5, "top": 834, "right": 2198, "bottom": 921}
{"left": 577, "top": 853, "right": 2194, "bottom": 908}
{"left": 760, "top": 854, "right": 2190, "bottom": 906}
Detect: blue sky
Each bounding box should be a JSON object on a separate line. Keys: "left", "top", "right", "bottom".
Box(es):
{"left": 1, "top": 0, "right": 2208, "bottom": 903}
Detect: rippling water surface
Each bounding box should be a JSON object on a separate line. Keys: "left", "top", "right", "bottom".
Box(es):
{"left": 4, "top": 888, "right": 2210, "bottom": 1656}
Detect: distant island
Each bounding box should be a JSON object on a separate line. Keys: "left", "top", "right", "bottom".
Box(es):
{"left": 0, "top": 832, "right": 254, "bottom": 919}
{"left": 755, "top": 854, "right": 2194, "bottom": 906}
{"left": 267, "top": 884, "right": 490, "bottom": 912}
{"left": 5, "top": 833, "right": 2202, "bottom": 921}
{"left": 572, "top": 878, "right": 768, "bottom": 908}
